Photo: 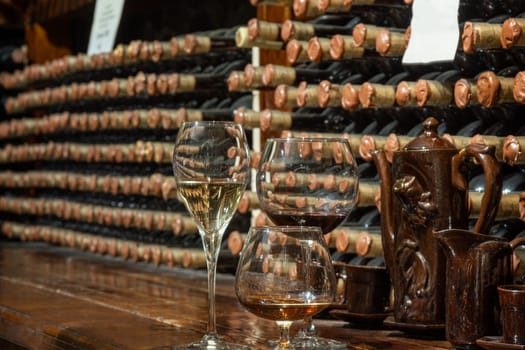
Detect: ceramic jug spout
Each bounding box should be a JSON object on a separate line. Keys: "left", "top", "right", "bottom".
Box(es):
{"left": 434, "top": 229, "right": 508, "bottom": 260}
{"left": 370, "top": 149, "right": 395, "bottom": 274}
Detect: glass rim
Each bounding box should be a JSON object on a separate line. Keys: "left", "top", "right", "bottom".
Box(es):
{"left": 179, "top": 120, "right": 241, "bottom": 127}
{"left": 498, "top": 285, "right": 525, "bottom": 292}
{"left": 250, "top": 225, "right": 324, "bottom": 232}
{"left": 266, "top": 137, "right": 350, "bottom": 143}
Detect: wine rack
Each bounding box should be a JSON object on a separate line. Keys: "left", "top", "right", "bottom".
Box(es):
{"left": 0, "top": 0, "right": 524, "bottom": 280}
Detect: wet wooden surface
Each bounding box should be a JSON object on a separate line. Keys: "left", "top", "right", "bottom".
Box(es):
{"left": 0, "top": 242, "right": 452, "bottom": 349}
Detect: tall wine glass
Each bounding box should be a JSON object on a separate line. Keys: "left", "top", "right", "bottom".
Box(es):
{"left": 235, "top": 226, "right": 337, "bottom": 350}
{"left": 256, "top": 137, "right": 359, "bottom": 349}
{"left": 172, "top": 121, "right": 250, "bottom": 350}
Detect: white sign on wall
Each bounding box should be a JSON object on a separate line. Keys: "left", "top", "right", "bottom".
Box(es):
{"left": 87, "top": 0, "right": 125, "bottom": 56}
{"left": 402, "top": 0, "right": 460, "bottom": 64}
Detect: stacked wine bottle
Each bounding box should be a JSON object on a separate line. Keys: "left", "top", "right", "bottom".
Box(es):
{"left": 238, "top": 0, "right": 525, "bottom": 273}
{"left": 0, "top": 0, "right": 524, "bottom": 277}
{"left": 0, "top": 28, "right": 255, "bottom": 270}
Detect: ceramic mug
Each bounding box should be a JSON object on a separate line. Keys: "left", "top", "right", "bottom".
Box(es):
{"left": 498, "top": 284, "right": 525, "bottom": 345}
{"left": 345, "top": 264, "right": 391, "bottom": 315}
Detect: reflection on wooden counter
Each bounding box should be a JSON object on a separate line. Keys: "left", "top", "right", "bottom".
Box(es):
{"left": 0, "top": 242, "right": 452, "bottom": 349}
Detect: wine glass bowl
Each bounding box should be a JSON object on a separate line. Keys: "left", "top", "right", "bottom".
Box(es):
{"left": 256, "top": 138, "right": 359, "bottom": 234}
{"left": 256, "top": 137, "right": 359, "bottom": 349}
{"left": 172, "top": 121, "right": 250, "bottom": 350}
{"left": 235, "top": 226, "right": 336, "bottom": 350}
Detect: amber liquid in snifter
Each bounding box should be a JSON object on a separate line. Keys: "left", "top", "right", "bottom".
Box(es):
{"left": 241, "top": 298, "right": 331, "bottom": 321}
{"left": 235, "top": 226, "right": 337, "bottom": 350}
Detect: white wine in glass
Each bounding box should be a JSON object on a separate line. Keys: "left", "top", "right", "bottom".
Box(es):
{"left": 172, "top": 121, "right": 250, "bottom": 350}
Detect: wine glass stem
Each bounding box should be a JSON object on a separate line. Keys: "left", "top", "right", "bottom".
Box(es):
{"left": 203, "top": 231, "right": 222, "bottom": 341}
{"left": 304, "top": 316, "right": 316, "bottom": 337}
{"left": 207, "top": 258, "right": 218, "bottom": 339}
{"left": 276, "top": 321, "right": 293, "bottom": 349}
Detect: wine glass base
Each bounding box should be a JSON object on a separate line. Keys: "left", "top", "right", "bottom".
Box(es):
{"left": 172, "top": 337, "right": 249, "bottom": 350}
{"left": 292, "top": 336, "right": 348, "bottom": 349}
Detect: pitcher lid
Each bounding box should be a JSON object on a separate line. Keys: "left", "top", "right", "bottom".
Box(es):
{"left": 404, "top": 117, "right": 456, "bottom": 151}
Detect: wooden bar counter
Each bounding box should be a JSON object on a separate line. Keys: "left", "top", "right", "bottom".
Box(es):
{"left": 0, "top": 241, "right": 452, "bottom": 349}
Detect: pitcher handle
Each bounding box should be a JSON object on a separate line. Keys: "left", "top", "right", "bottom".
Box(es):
{"left": 510, "top": 237, "right": 525, "bottom": 277}
{"left": 451, "top": 143, "right": 502, "bottom": 234}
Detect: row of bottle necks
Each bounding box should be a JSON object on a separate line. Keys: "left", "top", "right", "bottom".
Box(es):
{"left": 0, "top": 197, "right": 523, "bottom": 271}
{"left": 5, "top": 51, "right": 525, "bottom": 118}
{"left": 12, "top": 63, "right": 525, "bottom": 113}
{"left": 0, "top": 131, "right": 522, "bottom": 186}
{"left": 4, "top": 69, "right": 525, "bottom": 142}
{"left": 4, "top": 36, "right": 525, "bottom": 101}
{"left": 249, "top": 0, "right": 525, "bottom": 24}
{"left": 7, "top": 12, "right": 525, "bottom": 93}
{"left": 0, "top": 165, "right": 522, "bottom": 215}
{"left": 3, "top": 0, "right": 525, "bottom": 83}
{"left": 0, "top": 217, "right": 387, "bottom": 273}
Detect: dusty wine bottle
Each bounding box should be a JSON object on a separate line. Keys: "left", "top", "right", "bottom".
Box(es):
{"left": 307, "top": 36, "right": 333, "bottom": 62}
{"left": 280, "top": 17, "right": 360, "bottom": 42}
{"left": 257, "top": 108, "right": 353, "bottom": 132}
{"left": 461, "top": 20, "right": 505, "bottom": 54}
{"left": 274, "top": 84, "right": 300, "bottom": 109}
{"left": 183, "top": 33, "right": 237, "bottom": 54}
{"left": 286, "top": 39, "right": 311, "bottom": 64}
{"left": 412, "top": 70, "right": 462, "bottom": 107}
{"left": 247, "top": 18, "right": 282, "bottom": 42}
{"left": 375, "top": 28, "right": 407, "bottom": 57}
{"left": 296, "top": 81, "right": 323, "bottom": 107}
{"left": 317, "top": 80, "right": 343, "bottom": 107}
{"left": 262, "top": 64, "right": 331, "bottom": 86}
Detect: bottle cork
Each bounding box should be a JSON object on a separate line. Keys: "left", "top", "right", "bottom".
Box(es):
{"left": 359, "top": 82, "right": 396, "bottom": 108}
{"left": 359, "top": 135, "right": 377, "bottom": 161}
{"left": 260, "top": 109, "right": 293, "bottom": 132}
{"left": 376, "top": 29, "right": 406, "bottom": 57}
{"left": 262, "top": 64, "right": 297, "bottom": 86}
{"left": 234, "top": 107, "right": 261, "bottom": 129}
{"left": 296, "top": 81, "right": 320, "bottom": 107}
{"left": 353, "top": 23, "right": 380, "bottom": 48}
{"left": 235, "top": 26, "right": 284, "bottom": 50}
{"left": 307, "top": 36, "right": 332, "bottom": 62}
{"left": 183, "top": 35, "right": 211, "bottom": 54}
{"left": 248, "top": 18, "right": 281, "bottom": 41}
{"left": 318, "top": 80, "right": 343, "bottom": 107}
{"left": 415, "top": 80, "right": 454, "bottom": 107}
{"left": 501, "top": 18, "right": 525, "bottom": 48}
{"left": 293, "top": 0, "right": 323, "bottom": 20}
{"left": 317, "top": 0, "right": 352, "bottom": 12}
{"left": 476, "top": 71, "right": 514, "bottom": 107}
{"left": 513, "top": 70, "right": 525, "bottom": 104}
{"left": 227, "top": 70, "right": 250, "bottom": 92}
{"left": 286, "top": 39, "right": 310, "bottom": 64}
{"left": 330, "top": 34, "right": 365, "bottom": 60}
{"left": 395, "top": 81, "right": 418, "bottom": 107}
{"left": 177, "top": 108, "right": 203, "bottom": 126}
{"left": 274, "top": 84, "right": 299, "bottom": 109}
{"left": 243, "top": 63, "right": 266, "bottom": 88}
{"left": 280, "top": 20, "right": 315, "bottom": 42}
{"left": 341, "top": 83, "right": 362, "bottom": 111}
{"left": 454, "top": 78, "right": 479, "bottom": 109}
